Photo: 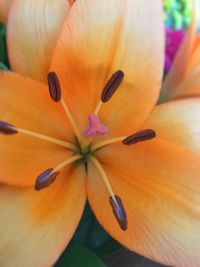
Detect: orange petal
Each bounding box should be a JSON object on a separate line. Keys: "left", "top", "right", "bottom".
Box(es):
{"left": 169, "top": 35, "right": 200, "bottom": 99}
{"left": 141, "top": 98, "right": 200, "bottom": 153}
{"left": 0, "top": 0, "right": 12, "bottom": 22}
{"left": 0, "top": 165, "right": 86, "bottom": 267}
{"left": 51, "top": 0, "right": 164, "bottom": 137}
{"left": 0, "top": 71, "right": 73, "bottom": 186}
{"left": 87, "top": 141, "right": 200, "bottom": 266}
{"left": 193, "top": 33, "right": 200, "bottom": 50}
{"left": 160, "top": 0, "right": 197, "bottom": 102}
{"left": 168, "top": 66, "right": 200, "bottom": 99}
{"left": 187, "top": 35, "right": 200, "bottom": 73}
{"left": 7, "top": 0, "right": 70, "bottom": 83}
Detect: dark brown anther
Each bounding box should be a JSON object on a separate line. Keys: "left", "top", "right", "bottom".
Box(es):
{"left": 0, "top": 121, "right": 18, "bottom": 135}
{"left": 109, "top": 195, "right": 127, "bottom": 231}
{"left": 35, "top": 168, "right": 59, "bottom": 191}
{"left": 101, "top": 70, "right": 124, "bottom": 103}
{"left": 47, "top": 72, "right": 61, "bottom": 102}
{"left": 123, "top": 129, "right": 156, "bottom": 145}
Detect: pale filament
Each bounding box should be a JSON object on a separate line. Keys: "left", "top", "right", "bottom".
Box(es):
{"left": 53, "top": 154, "right": 82, "bottom": 173}
{"left": 92, "top": 136, "right": 125, "bottom": 151}
{"left": 15, "top": 127, "right": 75, "bottom": 150}
{"left": 94, "top": 101, "right": 103, "bottom": 115}
{"left": 60, "top": 97, "right": 82, "bottom": 142}
{"left": 90, "top": 156, "right": 118, "bottom": 207}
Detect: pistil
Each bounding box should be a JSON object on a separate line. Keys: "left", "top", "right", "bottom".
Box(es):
{"left": 84, "top": 114, "right": 108, "bottom": 137}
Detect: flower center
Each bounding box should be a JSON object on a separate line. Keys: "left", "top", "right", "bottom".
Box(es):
{"left": 0, "top": 70, "right": 156, "bottom": 231}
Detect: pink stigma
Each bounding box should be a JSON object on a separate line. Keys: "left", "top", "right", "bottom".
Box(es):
{"left": 84, "top": 114, "right": 108, "bottom": 137}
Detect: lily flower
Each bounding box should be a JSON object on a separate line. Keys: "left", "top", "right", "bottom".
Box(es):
{"left": 1, "top": 1, "right": 200, "bottom": 267}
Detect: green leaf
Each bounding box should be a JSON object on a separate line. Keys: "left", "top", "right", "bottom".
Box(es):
{"left": 72, "top": 203, "right": 94, "bottom": 244}
{"left": 84, "top": 215, "right": 110, "bottom": 249}
{"left": 72, "top": 203, "right": 116, "bottom": 250}
{"left": 54, "top": 244, "right": 106, "bottom": 267}
{"left": 95, "top": 239, "right": 122, "bottom": 256}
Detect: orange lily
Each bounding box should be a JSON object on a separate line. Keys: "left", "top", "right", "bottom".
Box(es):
{"left": 1, "top": 1, "right": 200, "bottom": 267}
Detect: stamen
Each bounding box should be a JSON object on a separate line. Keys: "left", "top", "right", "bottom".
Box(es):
{"left": 53, "top": 154, "right": 81, "bottom": 173}
{"left": 94, "top": 70, "right": 124, "bottom": 115}
{"left": 92, "top": 136, "right": 125, "bottom": 151}
{"left": 35, "top": 168, "right": 59, "bottom": 190}
{"left": 47, "top": 71, "right": 82, "bottom": 142}
{"left": 109, "top": 195, "right": 127, "bottom": 231}
{"left": 122, "top": 129, "right": 156, "bottom": 145}
{"left": 35, "top": 154, "right": 81, "bottom": 191}
{"left": 90, "top": 156, "right": 127, "bottom": 230}
{"left": 15, "top": 127, "right": 75, "bottom": 149}
{"left": 90, "top": 156, "right": 117, "bottom": 204}
{"left": 60, "top": 98, "right": 82, "bottom": 142}
{"left": 92, "top": 129, "right": 156, "bottom": 151}
{"left": 101, "top": 70, "right": 124, "bottom": 103}
{"left": 90, "top": 157, "right": 115, "bottom": 200}
{"left": 0, "top": 120, "right": 75, "bottom": 149}
{"left": 0, "top": 120, "right": 18, "bottom": 135}
{"left": 48, "top": 72, "right": 61, "bottom": 102}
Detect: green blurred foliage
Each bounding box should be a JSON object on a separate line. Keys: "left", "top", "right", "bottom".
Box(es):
{"left": 0, "top": 23, "right": 9, "bottom": 69}
{"left": 163, "top": 0, "right": 192, "bottom": 29}
{"left": 55, "top": 203, "right": 121, "bottom": 266}
{"left": 55, "top": 244, "right": 106, "bottom": 267}
{"left": 71, "top": 203, "right": 121, "bottom": 253}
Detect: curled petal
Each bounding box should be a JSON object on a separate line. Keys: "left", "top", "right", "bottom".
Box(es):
{"left": 7, "top": 0, "right": 70, "bottom": 82}
{"left": 142, "top": 98, "right": 200, "bottom": 153}
{"left": 172, "top": 38, "right": 200, "bottom": 98}
{"left": 160, "top": 0, "right": 198, "bottom": 102}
